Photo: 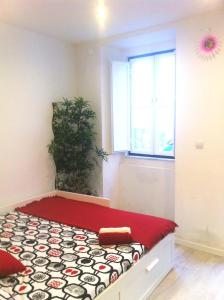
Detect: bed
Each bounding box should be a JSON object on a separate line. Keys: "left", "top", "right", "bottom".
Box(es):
{"left": 0, "top": 191, "right": 176, "bottom": 300}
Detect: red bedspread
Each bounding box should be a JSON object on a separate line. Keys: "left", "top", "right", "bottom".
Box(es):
{"left": 17, "top": 196, "right": 177, "bottom": 249}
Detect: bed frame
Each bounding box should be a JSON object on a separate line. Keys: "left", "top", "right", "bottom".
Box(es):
{"left": 1, "top": 190, "right": 174, "bottom": 300}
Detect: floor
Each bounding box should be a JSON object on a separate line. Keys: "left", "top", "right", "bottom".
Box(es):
{"left": 148, "top": 245, "right": 224, "bottom": 300}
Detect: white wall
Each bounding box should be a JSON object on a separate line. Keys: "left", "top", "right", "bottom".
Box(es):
{"left": 123, "top": 39, "right": 176, "bottom": 57}
{"left": 2, "top": 8, "right": 224, "bottom": 253}
{"left": 78, "top": 37, "right": 176, "bottom": 218}
{"left": 118, "top": 158, "right": 175, "bottom": 219}
{"left": 0, "top": 22, "right": 76, "bottom": 208}
{"left": 5, "top": 8, "right": 222, "bottom": 252}
{"left": 100, "top": 9, "right": 224, "bottom": 251}
{"left": 75, "top": 43, "right": 103, "bottom": 195}
{"left": 114, "top": 39, "right": 176, "bottom": 219}
{"left": 100, "top": 46, "right": 125, "bottom": 207}
{"left": 175, "top": 10, "right": 224, "bottom": 250}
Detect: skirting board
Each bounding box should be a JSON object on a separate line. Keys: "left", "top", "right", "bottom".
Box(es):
{"left": 56, "top": 190, "right": 110, "bottom": 207}
{"left": 0, "top": 190, "right": 110, "bottom": 214}
{"left": 0, "top": 190, "right": 57, "bottom": 214}
{"left": 175, "top": 237, "right": 224, "bottom": 257}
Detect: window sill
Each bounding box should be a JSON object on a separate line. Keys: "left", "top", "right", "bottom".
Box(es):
{"left": 125, "top": 152, "right": 175, "bottom": 162}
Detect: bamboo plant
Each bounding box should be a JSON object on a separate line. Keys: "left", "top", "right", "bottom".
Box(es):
{"left": 48, "top": 97, "right": 107, "bottom": 195}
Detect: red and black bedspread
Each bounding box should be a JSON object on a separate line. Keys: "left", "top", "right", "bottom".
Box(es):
{"left": 0, "top": 197, "right": 176, "bottom": 300}
{"left": 0, "top": 211, "right": 144, "bottom": 300}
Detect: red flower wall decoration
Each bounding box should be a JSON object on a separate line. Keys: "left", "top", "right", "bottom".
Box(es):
{"left": 197, "top": 34, "right": 221, "bottom": 60}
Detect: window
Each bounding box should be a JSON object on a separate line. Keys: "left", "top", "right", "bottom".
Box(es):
{"left": 111, "top": 49, "right": 176, "bottom": 159}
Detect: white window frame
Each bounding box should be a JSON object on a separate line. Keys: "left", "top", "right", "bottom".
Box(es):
{"left": 111, "top": 49, "right": 176, "bottom": 159}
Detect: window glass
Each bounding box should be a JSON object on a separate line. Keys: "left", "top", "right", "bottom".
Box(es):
{"left": 129, "top": 50, "right": 175, "bottom": 158}
{"left": 130, "top": 57, "right": 154, "bottom": 154}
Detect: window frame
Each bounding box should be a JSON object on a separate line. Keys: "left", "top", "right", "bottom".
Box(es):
{"left": 128, "top": 48, "right": 176, "bottom": 160}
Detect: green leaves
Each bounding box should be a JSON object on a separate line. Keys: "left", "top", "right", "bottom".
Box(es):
{"left": 48, "top": 97, "right": 108, "bottom": 195}
{"left": 96, "top": 146, "right": 108, "bottom": 161}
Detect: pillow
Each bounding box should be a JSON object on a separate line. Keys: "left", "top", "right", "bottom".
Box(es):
{"left": 0, "top": 249, "right": 26, "bottom": 277}
{"left": 99, "top": 227, "right": 133, "bottom": 245}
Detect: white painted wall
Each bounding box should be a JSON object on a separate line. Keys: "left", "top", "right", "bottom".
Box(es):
{"left": 175, "top": 10, "right": 224, "bottom": 250}
{"left": 100, "top": 46, "right": 126, "bottom": 207}
{"left": 75, "top": 43, "right": 103, "bottom": 195}
{"left": 0, "top": 22, "right": 76, "bottom": 208}
{"left": 123, "top": 39, "right": 176, "bottom": 57}
{"left": 3, "top": 7, "right": 223, "bottom": 252}
{"left": 74, "top": 37, "right": 176, "bottom": 217}
{"left": 114, "top": 39, "right": 176, "bottom": 219}
{"left": 0, "top": 11, "right": 224, "bottom": 253}
{"left": 100, "top": 9, "right": 224, "bottom": 251}
{"left": 118, "top": 158, "right": 175, "bottom": 219}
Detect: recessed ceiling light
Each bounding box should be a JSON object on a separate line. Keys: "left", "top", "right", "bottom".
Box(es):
{"left": 96, "top": 0, "right": 107, "bottom": 29}
{"left": 97, "top": 5, "right": 106, "bottom": 19}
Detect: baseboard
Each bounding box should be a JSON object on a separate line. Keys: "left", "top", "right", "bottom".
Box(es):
{"left": 56, "top": 190, "right": 110, "bottom": 207}
{"left": 175, "top": 237, "right": 224, "bottom": 257}
{"left": 0, "top": 190, "right": 110, "bottom": 214}
{"left": 0, "top": 190, "right": 57, "bottom": 214}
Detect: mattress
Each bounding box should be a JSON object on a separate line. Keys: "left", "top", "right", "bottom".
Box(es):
{"left": 0, "top": 211, "right": 144, "bottom": 300}
{"left": 17, "top": 196, "right": 177, "bottom": 249}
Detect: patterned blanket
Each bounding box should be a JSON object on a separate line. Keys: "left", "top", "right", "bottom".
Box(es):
{"left": 0, "top": 211, "right": 144, "bottom": 300}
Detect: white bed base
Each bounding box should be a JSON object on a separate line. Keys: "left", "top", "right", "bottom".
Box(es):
{"left": 0, "top": 190, "right": 174, "bottom": 300}
{"left": 96, "top": 233, "right": 174, "bottom": 300}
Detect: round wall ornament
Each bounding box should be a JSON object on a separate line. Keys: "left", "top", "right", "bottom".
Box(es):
{"left": 197, "top": 33, "right": 221, "bottom": 60}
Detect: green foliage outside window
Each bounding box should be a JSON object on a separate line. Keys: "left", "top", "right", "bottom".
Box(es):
{"left": 48, "top": 97, "right": 108, "bottom": 195}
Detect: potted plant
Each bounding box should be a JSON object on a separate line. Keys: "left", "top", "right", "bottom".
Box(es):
{"left": 48, "top": 97, "right": 107, "bottom": 195}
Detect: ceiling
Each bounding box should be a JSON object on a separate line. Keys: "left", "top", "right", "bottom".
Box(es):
{"left": 0, "top": 0, "right": 223, "bottom": 44}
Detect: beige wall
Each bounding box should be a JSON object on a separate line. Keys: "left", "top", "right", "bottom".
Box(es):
{"left": 99, "top": 44, "right": 175, "bottom": 218}
{"left": 115, "top": 40, "right": 176, "bottom": 219}
{"left": 75, "top": 43, "right": 103, "bottom": 195}
{"left": 1, "top": 8, "right": 224, "bottom": 252}
{"left": 100, "top": 9, "right": 224, "bottom": 250}
{"left": 118, "top": 158, "right": 175, "bottom": 219}
{"left": 100, "top": 46, "right": 126, "bottom": 208}
{"left": 175, "top": 10, "right": 224, "bottom": 249}
{"left": 0, "top": 22, "right": 77, "bottom": 209}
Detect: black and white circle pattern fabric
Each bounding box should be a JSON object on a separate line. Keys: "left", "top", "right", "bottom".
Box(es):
{"left": 0, "top": 211, "right": 144, "bottom": 300}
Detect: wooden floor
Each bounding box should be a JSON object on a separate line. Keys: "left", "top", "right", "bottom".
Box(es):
{"left": 148, "top": 245, "right": 224, "bottom": 300}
